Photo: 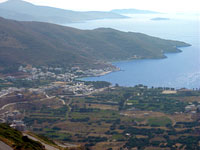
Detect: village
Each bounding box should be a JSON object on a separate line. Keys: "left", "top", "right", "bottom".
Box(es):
{"left": 0, "top": 65, "right": 116, "bottom": 130}
{"left": 0, "top": 65, "right": 117, "bottom": 95}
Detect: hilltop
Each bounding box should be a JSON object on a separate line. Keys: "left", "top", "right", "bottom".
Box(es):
{"left": 0, "top": 17, "right": 190, "bottom": 73}
{"left": 0, "top": 0, "right": 127, "bottom": 24}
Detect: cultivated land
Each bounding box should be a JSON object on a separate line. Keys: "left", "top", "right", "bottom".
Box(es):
{"left": 1, "top": 76, "right": 200, "bottom": 149}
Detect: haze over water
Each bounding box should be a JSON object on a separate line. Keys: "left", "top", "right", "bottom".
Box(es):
{"left": 65, "top": 13, "right": 200, "bottom": 89}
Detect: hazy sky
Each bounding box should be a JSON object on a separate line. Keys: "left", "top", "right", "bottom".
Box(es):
{"left": 0, "top": 0, "right": 199, "bottom": 13}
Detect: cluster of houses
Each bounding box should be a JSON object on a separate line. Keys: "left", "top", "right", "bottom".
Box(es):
{"left": 0, "top": 87, "right": 25, "bottom": 99}
{"left": 63, "top": 82, "right": 94, "bottom": 95}
{"left": 185, "top": 103, "right": 200, "bottom": 114}
{"left": 18, "top": 65, "right": 118, "bottom": 82}
{"left": 26, "top": 81, "right": 96, "bottom": 96}
{"left": 0, "top": 110, "right": 26, "bottom": 131}
{"left": 19, "top": 66, "right": 76, "bottom": 81}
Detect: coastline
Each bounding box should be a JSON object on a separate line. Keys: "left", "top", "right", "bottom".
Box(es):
{"left": 95, "top": 70, "right": 113, "bottom": 76}
{"left": 79, "top": 44, "right": 192, "bottom": 84}
{"left": 77, "top": 67, "right": 120, "bottom": 81}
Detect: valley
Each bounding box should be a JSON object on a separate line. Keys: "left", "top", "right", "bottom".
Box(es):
{"left": 1, "top": 69, "right": 200, "bottom": 149}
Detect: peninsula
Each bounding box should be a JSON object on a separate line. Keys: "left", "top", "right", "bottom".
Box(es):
{"left": 0, "top": 17, "right": 190, "bottom": 74}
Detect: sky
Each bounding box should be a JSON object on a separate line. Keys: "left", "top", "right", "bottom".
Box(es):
{"left": 0, "top": 0, "right": 199, "bottom": 13}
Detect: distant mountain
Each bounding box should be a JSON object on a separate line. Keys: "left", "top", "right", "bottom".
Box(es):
{"left": 0, "top": 0, "right": 127, "bottom": 24}
{"left": 0, "top": 17, "right": 190, "bottom": 72}
{"left": 151, "top": 17, "right": 170, "bottom": 21}
{"left": 111, "top": 9, "right": 160, "bottom": 14}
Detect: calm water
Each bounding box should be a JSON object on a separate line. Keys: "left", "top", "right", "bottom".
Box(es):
{"left": 65, "top": 13, "right": 200, "bottom": 88}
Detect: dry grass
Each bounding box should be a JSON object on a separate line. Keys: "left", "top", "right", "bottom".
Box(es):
{"left": 86, "top": 103, "right": 118, "bottom": 110}
{"left": 162, "top": 90, "right": 177, "bottom": 94}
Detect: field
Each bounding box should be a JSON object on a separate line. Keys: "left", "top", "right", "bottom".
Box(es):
{"left": 147, "top": 116, "right": 172, "bottom": 126}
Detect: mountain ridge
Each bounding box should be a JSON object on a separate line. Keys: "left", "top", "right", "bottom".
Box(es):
{"left": 0, "top": 17, "right": 190, "bottom": 72}
{"left": 0, "top": 0, "right": 127, "bottom": 24}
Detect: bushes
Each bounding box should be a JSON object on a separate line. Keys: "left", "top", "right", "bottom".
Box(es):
{"left": 71, "top": 117, "right": 90, "bottom": 122}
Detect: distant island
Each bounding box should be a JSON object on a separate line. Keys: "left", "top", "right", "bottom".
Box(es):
{"left": 111, "top": 8, "right": 161, "bottom": 14}
{"left": 151, "top": 17, "right": 170, "bottom": 21}
{"left": 0, "top": 0, "right": 127, "bottom": 24}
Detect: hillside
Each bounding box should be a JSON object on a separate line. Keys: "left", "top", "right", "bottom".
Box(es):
{"left": 0, "top": 123, "right": 85, "bottom": 150}
{"left": 111, "top": 8, "right": 160, "bottom": 14}
{"left": 0, "top": 17, "right": 190, "bottom": 72}
{"left": 0, "top": 123, "right": 45, "bottom": 150}
{"left": 0, "top": 0, "right": 127, "bottom": 24}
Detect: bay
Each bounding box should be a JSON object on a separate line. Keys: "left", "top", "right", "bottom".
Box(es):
{"left": 64, "top": 13, "right": 200, "bottom": 88}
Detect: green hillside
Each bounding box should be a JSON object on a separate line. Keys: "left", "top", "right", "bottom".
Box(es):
{"left": 0, "top": 123, "right": 45, "bottom": 150}
{"left": 0, "top": 17, "right": 190, "bottom": 72}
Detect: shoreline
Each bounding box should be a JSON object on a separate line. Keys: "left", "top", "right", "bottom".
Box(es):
{"left": 77, "top": 67, "right": 121, "bottom": 81}
{"left": 80, "top": 47, "right": 186, "bottom": 80}
{"left": 78, "top": 44, "right": 197, "bottom": 89}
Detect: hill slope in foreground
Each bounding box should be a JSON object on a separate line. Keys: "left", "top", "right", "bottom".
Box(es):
{"left": 0, "top": 123, "right": 84, "bottom": 150}
{"left": 0, "top": 123, "right": 45, "bottom": 150}
{"left": 0, "top": 17, "right": 190, "bottom": 72}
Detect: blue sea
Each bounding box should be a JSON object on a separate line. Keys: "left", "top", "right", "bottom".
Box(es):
{"left": 65, "top": 13, "right": 200, "bottom": 89}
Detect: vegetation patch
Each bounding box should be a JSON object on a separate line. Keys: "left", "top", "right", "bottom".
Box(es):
{"left": 112, "top": 134, "right": 125, "bottom": 141}
{"left": 147, "top": 116, "right": 172, "bottom": 127}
